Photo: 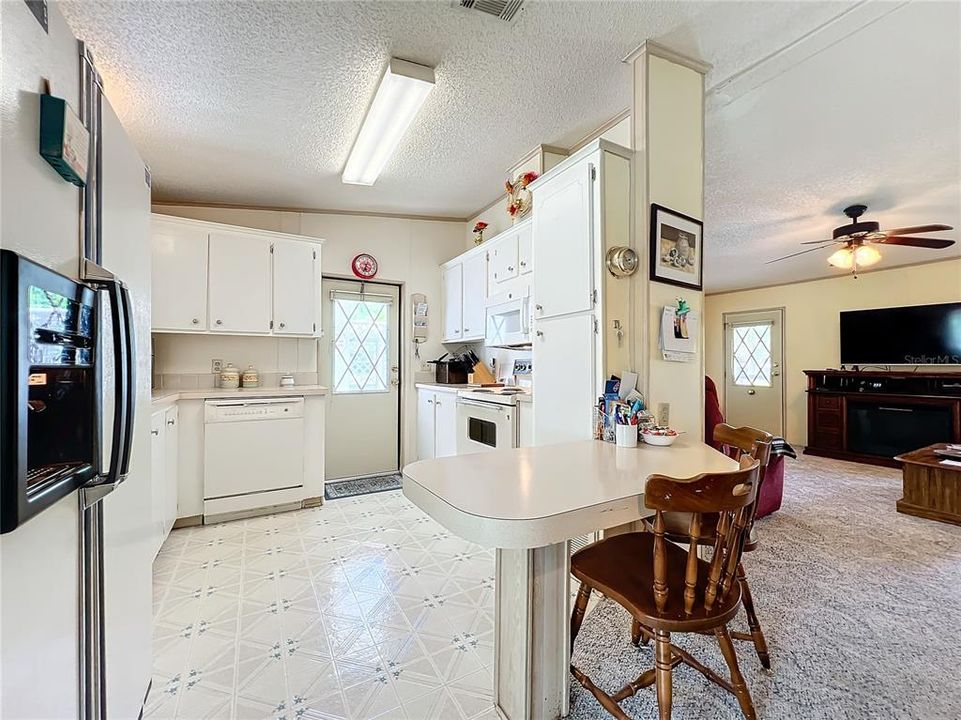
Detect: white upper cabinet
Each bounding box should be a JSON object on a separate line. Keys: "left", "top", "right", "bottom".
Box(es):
{"left": 272, "top": 239, "right": 319, "bottom": 336}
{"left": 531, "top": 161, "right": 594, "bottom": 319}
{"left": 518, "top": 224, "right": 532, "bottom": 275}
{"left": 461, "top": 253, "right": 487, "bottom": 341}
{"left": 150, "top": 214, "right": 323, "bottom": 337}
{"left": 151, "top": 219, "right": 208, "bottom": 331}
{"left": 487, "top": 231, "right": 519, "bottom": 291}
{"left": 442, "top": 263, "right": 464, "bottom": 342}
{"left": 208, "top": 231, "right": 272, "bottom": 334}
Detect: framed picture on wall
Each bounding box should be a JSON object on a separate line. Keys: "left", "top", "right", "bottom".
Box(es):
{"left": 649, "top": 204, "right": 704, "bottom": 290}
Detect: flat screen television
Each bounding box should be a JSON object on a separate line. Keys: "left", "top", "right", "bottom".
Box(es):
{"left": 840, "top": 302, "right": 961, "bottom": 365}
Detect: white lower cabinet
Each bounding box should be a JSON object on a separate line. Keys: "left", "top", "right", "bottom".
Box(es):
{"left": 417, "top": 388, "right": 459, "bottom": 459}
{"left": 150, "top": 405, "right": 180, "bottom": 558}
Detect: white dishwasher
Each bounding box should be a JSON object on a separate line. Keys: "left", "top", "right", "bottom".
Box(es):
{"left": 203, "top": 397, "right": 305, "bottom": 522}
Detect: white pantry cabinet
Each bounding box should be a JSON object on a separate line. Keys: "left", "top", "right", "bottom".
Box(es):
{"left": 442, "top": 263, "right": 464, "bottom": 342}
{"left": 416, "top": 387, "right": 458, "bottom": 459}
{"left": 272, "top": 239, "right": 319, "bottom": 336}
{"left": 150, "top": 214, "right": 324, "bottom": 337}
{"left": 529, "top": 139, "right": 633, "bottom": 446}
{"left": 151, "top": 218, "right": 209, "bottom": 331}
{"left": 208, "top": 232, "right": 273, "bottom": 334}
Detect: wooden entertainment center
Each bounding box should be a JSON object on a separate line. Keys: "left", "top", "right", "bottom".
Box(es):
{"left": 804, "top": 369, "right": 961, "bottom": 467}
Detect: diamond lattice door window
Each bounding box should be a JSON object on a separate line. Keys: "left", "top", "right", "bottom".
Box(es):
{"left": 731, "top": 323, "right": 772, "bottom": 387}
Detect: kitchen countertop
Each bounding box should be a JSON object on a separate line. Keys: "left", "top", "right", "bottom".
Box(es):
{"left": 151, "top": 385, "right": 328, "bottom": 408}
{"left": 402, "top": 436, "right": 736, "bottom": 548}
{"left": 415, "top": 382, "right": 533, "bottom": 402}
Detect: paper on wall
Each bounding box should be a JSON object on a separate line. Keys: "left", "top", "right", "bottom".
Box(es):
{"left": 659, "top": 305, "right": 698, "bottom": 362}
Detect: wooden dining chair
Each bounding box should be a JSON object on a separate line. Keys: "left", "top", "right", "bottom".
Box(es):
{"left": 637, "top": 424, "right": 775, "bottom": 669}
{"left": 570, "top": 454, "right": 763, "bottom": 720}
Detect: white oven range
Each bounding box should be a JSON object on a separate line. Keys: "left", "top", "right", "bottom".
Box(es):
{"left": 455, "top": 387, "right": 530, "bottom": 454}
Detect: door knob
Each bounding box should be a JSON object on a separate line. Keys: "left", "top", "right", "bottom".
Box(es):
{"left": 747, "top": 389, "right": 756, "bottom": 395}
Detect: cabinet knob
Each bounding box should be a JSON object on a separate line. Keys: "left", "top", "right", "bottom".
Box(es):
{"left": 192, "top": 318, "right": 199, "bottom": 325}
{"left": 151, "top": 429, "right": 160, "bottom": 436}
{"left": 535, "top": 304, "right": 543, "bottom": 311}
{"left": 536, "top": 330, "right": 544, "bottom": 338}
{"left": 279, "top": 322, "right": 286, "bottom": 329}
{"left": 520, "top": 261, "right": 527, "bottom": 267}
{"left": 508, "top": 266, "right": 514, "bottom": 272}
{"left": 167, "top": 419, "right": 176, "bottom": 426}
{"left": 464, "top": 327, "right": 470, "bottom": 333}
{"left": 216, "top": 319, "right": 223, "bottom": 325}
{"left": 427, "top": 399, "right": 433, "bottom": 404}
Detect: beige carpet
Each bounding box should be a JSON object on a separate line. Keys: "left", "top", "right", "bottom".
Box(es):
{"left": 569, "top": 453, "right": 961, "bottom": 719}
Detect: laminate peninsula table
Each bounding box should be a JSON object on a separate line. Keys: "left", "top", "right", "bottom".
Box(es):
{"left": 402, "top": 436, "right": 738, "bottom": 720}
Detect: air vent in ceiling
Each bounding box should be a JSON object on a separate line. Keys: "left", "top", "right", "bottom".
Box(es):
{"left": 456, "top": 0, "right": 525, "bottom": 23}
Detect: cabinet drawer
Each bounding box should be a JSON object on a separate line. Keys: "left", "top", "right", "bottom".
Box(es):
{"left": 813, "top": 430, "right": 842, "bottom": 449}
{"left": 816, "top": 395, "right": 840, "bottom": 410}
{"left": 816, "top": 410, "right": 841, "bottom": 430}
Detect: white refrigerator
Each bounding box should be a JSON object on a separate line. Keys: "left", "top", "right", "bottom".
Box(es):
{"left": 0, "top": 3, "right": 154, "bottom": 719}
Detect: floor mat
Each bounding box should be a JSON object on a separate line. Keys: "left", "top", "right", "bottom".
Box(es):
{"left": 324, "top": 472, "right": 403, "bottom": 500}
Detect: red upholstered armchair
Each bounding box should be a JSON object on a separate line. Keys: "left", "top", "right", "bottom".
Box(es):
{"left": 705, "top": 376, "right": 785, "bottom": 519}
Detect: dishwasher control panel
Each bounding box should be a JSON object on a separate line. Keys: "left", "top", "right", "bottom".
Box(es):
{"left": 204, "top": 397, "right": 305, "bottom": 423}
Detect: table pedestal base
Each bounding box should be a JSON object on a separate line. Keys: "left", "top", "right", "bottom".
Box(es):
{"left": 494, "top": 543, "right": 570, "bottom": 719}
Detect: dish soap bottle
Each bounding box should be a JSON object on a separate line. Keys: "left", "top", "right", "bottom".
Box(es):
{"left": 241, "top": 365, "right": 260, "bottom": 388}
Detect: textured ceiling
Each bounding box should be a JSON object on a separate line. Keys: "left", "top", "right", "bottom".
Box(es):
{"left": 60, "top": 0, "right": 850, "bottom": 218}
{"left": 57, "top": 1, "right": 960, "bottom": 292}
{"left": 703, "top": 0, "right": 961, "bottom": 292}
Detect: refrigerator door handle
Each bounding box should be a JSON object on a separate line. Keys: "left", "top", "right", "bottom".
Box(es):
{"left": 117, "top": 283, "right": 136, "bottom": 480}
{"left": 80, "top": 260, "right": 132, "bottom": 506}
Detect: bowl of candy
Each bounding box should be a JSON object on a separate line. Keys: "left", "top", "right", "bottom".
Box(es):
{"left": 641, "top": 427, "right": 680, "bottom": 447}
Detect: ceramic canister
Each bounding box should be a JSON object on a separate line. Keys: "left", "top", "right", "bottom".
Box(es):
{"left": 241, "top": 365, "right": 260, "bottom": 388}
{"left": 220, "top": 363, "right": 240, "bottom": 389}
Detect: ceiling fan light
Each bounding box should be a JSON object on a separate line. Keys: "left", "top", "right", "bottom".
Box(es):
{"left": 828, "top": 247, "right": 854, "bottom": 269}
{"left": 854, "top": 244, "right": 882, "bottom": 267}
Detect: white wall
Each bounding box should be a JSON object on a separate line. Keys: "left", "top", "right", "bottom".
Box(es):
{"left": 152, "top": 205, "right": 466, "bottom": 464}
{"left": 704, "top": 258, "right": 961, "bottom": 445}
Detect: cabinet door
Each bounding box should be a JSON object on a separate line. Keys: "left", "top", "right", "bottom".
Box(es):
{"left": 163, "top": 406, "right": 179, "bottom": 537}
{"left": 532, "top": 161, "right": 594, "bottom": 319}
{"left": 417, "top": 390, "right": 436, "bottom": 460}
{"left": 518, "top": 224, "right": 532, "bottom": 275}
{"left": 208, "top": 231, "right": 273, "bottom": 333}
{"left": 149, "top": 412, "right": 166, "bottom": 558}
{"left": 433, "top": 393, "right": 458, "bottom": 458}
{"left": 533, "top": 313, "right": 596, "bottom": 446}
{"left": 487, "top": 233, "right": 519, "bottom": 292}
{"left": 273, "top": 239, "right": 318, "bottom": 336}
{"left": 151, "top": 220, "right": 208, "bottom": 331}
{"left": 442, "top": 264, "right": 464, "bottom": 342}
{"left": 462, "top": 253, "right": 487, "bottom": 341}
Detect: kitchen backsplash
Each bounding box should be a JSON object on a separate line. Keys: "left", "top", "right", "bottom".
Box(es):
{"left": 152, "top": 333, "right": 319, "bottom": 387}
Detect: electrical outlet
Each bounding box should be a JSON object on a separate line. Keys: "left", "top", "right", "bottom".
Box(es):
{"left": 211, "top": 358, "right": 224, "bottom": 374}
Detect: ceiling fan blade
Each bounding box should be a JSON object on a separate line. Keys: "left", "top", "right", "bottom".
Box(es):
{"left": 800, "top": 238, "right": 845, "bottom": 245}
{"left": 877, "top": 236, "right": 956, "bottom": 249}
{"left": 882, "top": 223, "right": 953, "bottom": 236}
{"left": 766, "top": 245, "right": 839, "bottom": 263}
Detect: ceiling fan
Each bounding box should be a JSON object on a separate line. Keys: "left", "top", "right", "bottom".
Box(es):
{"left": 768, "top": 204, "right": 955, "bottom": 275}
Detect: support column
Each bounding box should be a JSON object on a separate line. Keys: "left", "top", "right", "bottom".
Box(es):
{"left": 493, "top": 543, "right": 570, "bottom": 720}
{"left": 628, "top": 41, "right": 710, "bottom": 441}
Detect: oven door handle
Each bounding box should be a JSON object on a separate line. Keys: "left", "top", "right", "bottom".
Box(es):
{"left": 457, "top": 398, "right": 506, "bottom": 412}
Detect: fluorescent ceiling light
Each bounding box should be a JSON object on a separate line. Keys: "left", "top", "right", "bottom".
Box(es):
{"left": 342, "top": 58, "right": 435, "bottom": 186}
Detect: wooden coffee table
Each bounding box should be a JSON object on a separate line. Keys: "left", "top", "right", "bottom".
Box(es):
{"left": 895, "top": 444, "right": 961, "bottom": 526}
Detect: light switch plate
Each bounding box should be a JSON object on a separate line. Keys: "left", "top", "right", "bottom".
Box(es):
{"left": 211, "top": 358, "right": 223, "bottom": 374}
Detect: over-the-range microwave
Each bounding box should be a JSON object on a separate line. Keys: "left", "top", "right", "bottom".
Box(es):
{"left": 485, "top": 294, "right": 531, "bottom": 348}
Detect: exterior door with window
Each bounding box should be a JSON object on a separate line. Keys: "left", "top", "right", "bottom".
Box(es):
{"left": 724, "top": 309, "right": 784, "bottom": 437}
{"left": 320, "top": 278, "right": 401, "bottom": 480}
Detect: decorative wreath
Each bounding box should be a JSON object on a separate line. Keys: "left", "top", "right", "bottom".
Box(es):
{"left": 505, "top": 171, "right": 539, "bottom": 218}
